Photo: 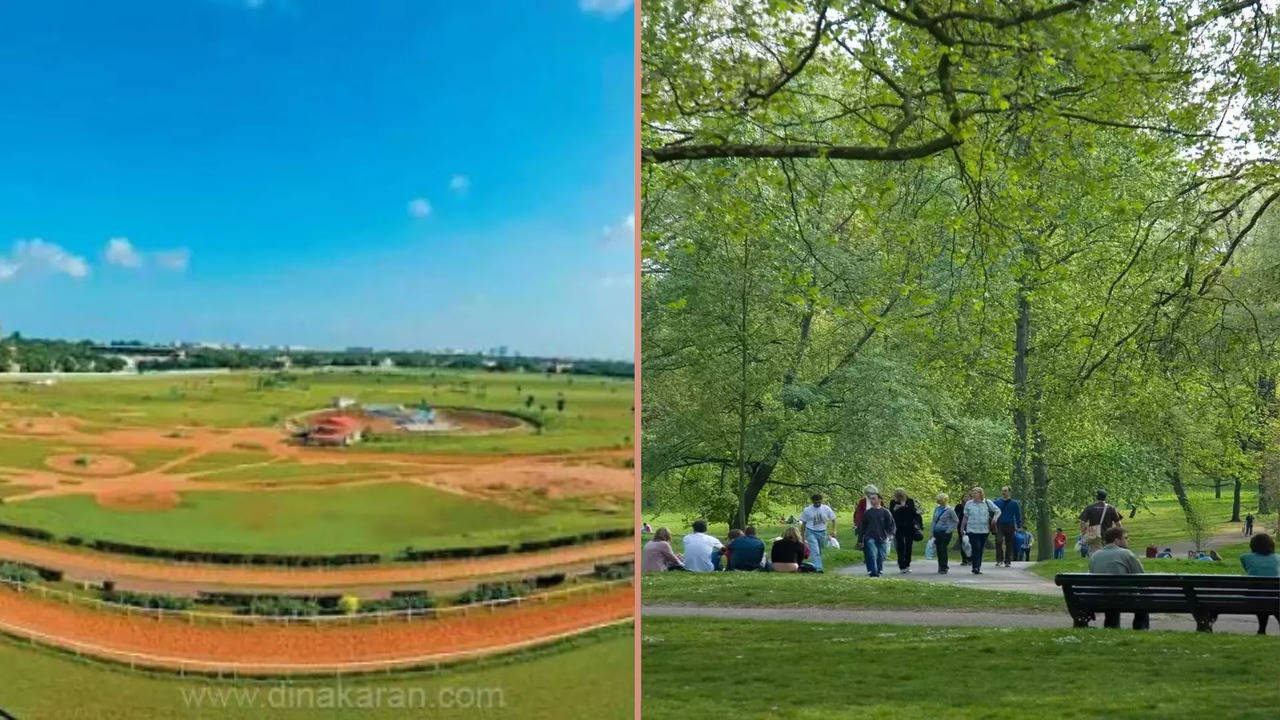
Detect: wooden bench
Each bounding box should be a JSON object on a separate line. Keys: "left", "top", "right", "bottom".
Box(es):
{"left": 1054, "top": 573, "right": 1280, "bottom": 632}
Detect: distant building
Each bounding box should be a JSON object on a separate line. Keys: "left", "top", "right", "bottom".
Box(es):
{"left": 308, "top": 415, "right": 362, "bottom": 446}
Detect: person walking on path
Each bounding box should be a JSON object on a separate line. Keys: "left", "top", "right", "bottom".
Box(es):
{"left": 642, "top": 527, "right": 686, "bottom": 572}
{"left": 1239, "top": 533, "right": 1279, "bottom": 634}
{"left": 860, "top": 492, "right": 896, "bottom": 577}
{"left": 1244, "top": 513, "right": 1254, "bottom": 535}
{"left": 889, "top": 488, "right": 923, "bottom": 573}
{"left": 1053, "top": 527, "right": 1067, "bottom": 559}
{"left": 1088, "top": 526, "right": 1149, "bottom": 630}
{"left": 853, "top": 484, "right": 877, "bottom": 550}
{"left": 931, "top": 492, "right": 960, "bottom": 574}
{"left": 681, "top": 520, "right": 724, "bottom": 572}
{"left": 953, "top": 490, "right": 973, "bottom": 566}
{"left": 798, "top": 494, "right": 837, "bottom": 573}
{"left": 993, "top": 486, "right": 1023, "bottom": 567}
{"left": 1015, "top": 527, "right": 1033, "bottom": 561}
{"left": 1078, "top": 489, "right": 1123, "bottom": 556}
{"left": 960, "top": 487, "right": 1000, "bottom": 575}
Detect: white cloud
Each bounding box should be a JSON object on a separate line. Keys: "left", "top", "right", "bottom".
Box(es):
{"left": 600, "top": 272, "right": 634, "bottom": 287}
{"left": 0, "top": 239, "right": 90, "bottom": 280}
{"left": 154, "top": 248, "right": 191, "bottom": 272}
{"left": 104, "top": 237, "right": 143, "bottom": 268}
{"left": 102, "top": 238, "right": 189, "bottom": 272}
{"left": 600, "top": 212, "right": 635, "bottom": 247}
{"left": 407, "top": 198, "right": 433, "bottom": 218}
{"left": 449, "top": 174, "right": 471, "bottom": 195}
{"left": 580, "top": 0, "right": 633, "bottom": 17}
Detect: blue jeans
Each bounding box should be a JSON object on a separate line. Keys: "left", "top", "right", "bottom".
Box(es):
{"left": 863, "top": 537, "right": 888, "bottom": 576}
{"left": 968, "top": 533, "right": 989, "bottom": 571}
{"left": 805, "top": 527, "right": 826, "bottom": 572}
{"left": 1054, "top": 546, "right": 1064, "bottom": 559}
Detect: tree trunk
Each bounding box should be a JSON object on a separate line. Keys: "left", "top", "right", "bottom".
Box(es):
{"left": 732, "top": 439, "right": 785, "bottom": 529}
{"left": 1168, "top": 467, "right": 1191, "bottom": 513}
{"left": 734, "top": 233, "right": 752, "bottom": 529}
{"left": 1010, "top": 288, "right": 1031, "bottom": 502}
{"left": 1031, "top": 422, "right": 1052, "bottom": 560}
{"left": 1231, "top": 478, "right": 1242, "bottom": 522}
{"left": 1214, "top": 478, "right": 1222, "bottom": 499}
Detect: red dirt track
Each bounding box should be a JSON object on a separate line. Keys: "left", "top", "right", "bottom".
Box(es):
{"left": 0, "top": 584, "right": 632, "bottom": 674}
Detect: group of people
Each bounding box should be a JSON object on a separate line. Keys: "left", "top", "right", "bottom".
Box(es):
{"left": 640, "top": 520, "right": 818, "bottom": 573}
{"left": 1084, "top": 524, "right": 1278, "bottom": 633}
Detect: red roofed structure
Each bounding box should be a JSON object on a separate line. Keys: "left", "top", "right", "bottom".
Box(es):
{"left": 306, "top": 414, "right": 363, "bottom": 446}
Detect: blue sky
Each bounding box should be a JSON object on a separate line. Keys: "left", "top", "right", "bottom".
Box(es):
{"left": 0, "top": 0, "right": 635, "bottom": 360}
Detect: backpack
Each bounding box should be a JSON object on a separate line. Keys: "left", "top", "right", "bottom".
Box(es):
{"left": 1082, "top": 503, "right": 1111, "bottom": 543}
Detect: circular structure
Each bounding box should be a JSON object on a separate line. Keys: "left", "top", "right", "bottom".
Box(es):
{"left": 44, "top": 453, "right": 135, "bottom": 476}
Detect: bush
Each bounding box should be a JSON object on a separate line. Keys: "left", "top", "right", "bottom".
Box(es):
{"left": 361, "top": 593, "right": 436, "bottom": 614}
{"left": 102, "top": 589, "right": 192, "bottom": 611}
{"left": 0, "top": 562, "right": 40, "bottom": 584}
{"left": 245, "top": 596, "right": 322, "bottom": 617}
{"left": 338, "top": 595, "right": 360, "bottom": 615}
{"left": 454, "top": 581, "right": 533, "bottom": 605}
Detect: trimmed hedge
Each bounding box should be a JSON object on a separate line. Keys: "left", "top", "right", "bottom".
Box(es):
{"left": 0, "top": 522, "right": 55, "bottom": 542}
{"left": 398, "top": 527, "right": 633, "bottom": 562}
{"left": 592, "top": 561, "right": 633, "bottom": 580}
{"left": 454, "top": 580, "right": 533, "bottom": 605}
{"left": 102, "top": 589, "right": 192, "bottom": 611}
{"left": 0, "top": 559, "right": 64, "bottom": 582}
{"left": 87, "top": 539, "right": 381, "bottom": 567}
{"left": 0, "top": 562, "right": 40, "bottom": 584}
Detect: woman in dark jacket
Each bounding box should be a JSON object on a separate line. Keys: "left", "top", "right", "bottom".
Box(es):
{"left": 889, "top": 488, "right": 922, "bottom": 573}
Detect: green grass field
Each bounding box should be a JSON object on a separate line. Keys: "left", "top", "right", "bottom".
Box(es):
{"left": 0, "top": 438, "right": 187, "bottom": 475}
{"left": 0, "top": 482, "right": 629, "bottom": 555}
{"left": 163, "top": 451, "right": 274, "bottom": 475}
{"left": 1028, "top": 542, "right": 1257, "bottom": 580}
{"left": 0, "top": 630, "right": 633, "bottom": 719}
{"left": 0, "top": 369, "right": 633, "bottom": 455}
{"left": 190, "top": 459, "right": 405, "bottom": 484}
{"left": 642, "top": 618, "right": 1278, "bottom": 720}
{"left": 642, "top": 572, "right": 1061, "bottom": 612}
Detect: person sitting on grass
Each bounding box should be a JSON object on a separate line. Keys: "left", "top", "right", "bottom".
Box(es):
{"left": 1157, "top": 548, "right": 1174, "bottom": 558}
{"left": 716, "top": 528, "right": 744, "bottom": 571}
{"left": 1240, "top": 533, "right": 1279, "bottom": 635}
{"left": 727, "top": 526, "right": 766, "bottom": 571}
{"left": 1053, "top": 527, "right": 1067, "bottom": 559}
{"left": 1196, "top": 551, "right": 1214, "bottom": 562}
{"left": 1089, "top": 526, "right": 1149, "bottom": 630}
{"left": 1208, "top": 549, "right": 1223, "bottom": 562}
{"left": 769, "top": 525, "right": 809, "bottom": 573}
{"left": 642, "top": 527, "right": 686, "bottom": 572}
{"left": 1145, "top": 544, "right": 1158, "bottom": 558}
{"left": 681, "top": 520, "right": 723, "bottom": 572}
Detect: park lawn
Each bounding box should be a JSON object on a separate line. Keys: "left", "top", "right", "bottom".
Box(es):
{"left": 0, "top": 482, "right": 631, "bottom": 556}
{"left": 642, "top": 572, "right": 1062, "bottom": 612}
{"left": 1027, "top": 542, "right": 1257, "bottom": 580}
{"left": 0, "top": 370, "right": 633, "bottom": 455}
{"left": 0, "top": 629, "right": 633, "bottom": 720}
{"left": 642, "top": 618, "right": 1279, "bottom": 720}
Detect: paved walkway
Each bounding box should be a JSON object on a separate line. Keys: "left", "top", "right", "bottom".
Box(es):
{"left": 643, "top": 604, "right": 1271, "bottom": 635}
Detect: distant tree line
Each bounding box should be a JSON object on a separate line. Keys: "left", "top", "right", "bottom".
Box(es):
{"left": 0, "top": 334, "right": 632, "bottom": 377}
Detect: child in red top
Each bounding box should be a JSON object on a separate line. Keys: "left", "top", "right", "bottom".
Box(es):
{"left": 1053, "top": 527, "right": 1067, "bottom": 559}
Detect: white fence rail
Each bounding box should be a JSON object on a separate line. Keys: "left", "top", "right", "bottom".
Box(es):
{"left": 0, "top": 577, "right": 631, "bottom": 626}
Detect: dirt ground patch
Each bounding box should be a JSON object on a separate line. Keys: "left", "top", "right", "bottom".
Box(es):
{"left": 0, "top": 584, "right": 632, "bottom": 673}
{"left": 44, "top": 454, "right": 136, "bottom": 476}
{"left": 95, "top": 488, "right": 180, "bottom": 511}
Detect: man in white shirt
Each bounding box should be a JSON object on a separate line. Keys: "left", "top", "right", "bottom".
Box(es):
{"left": 798, "top": 493, "right": 837, "bottom": 572}
{"left": 681, "top": 519, "right": 724, "bottom": 572}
